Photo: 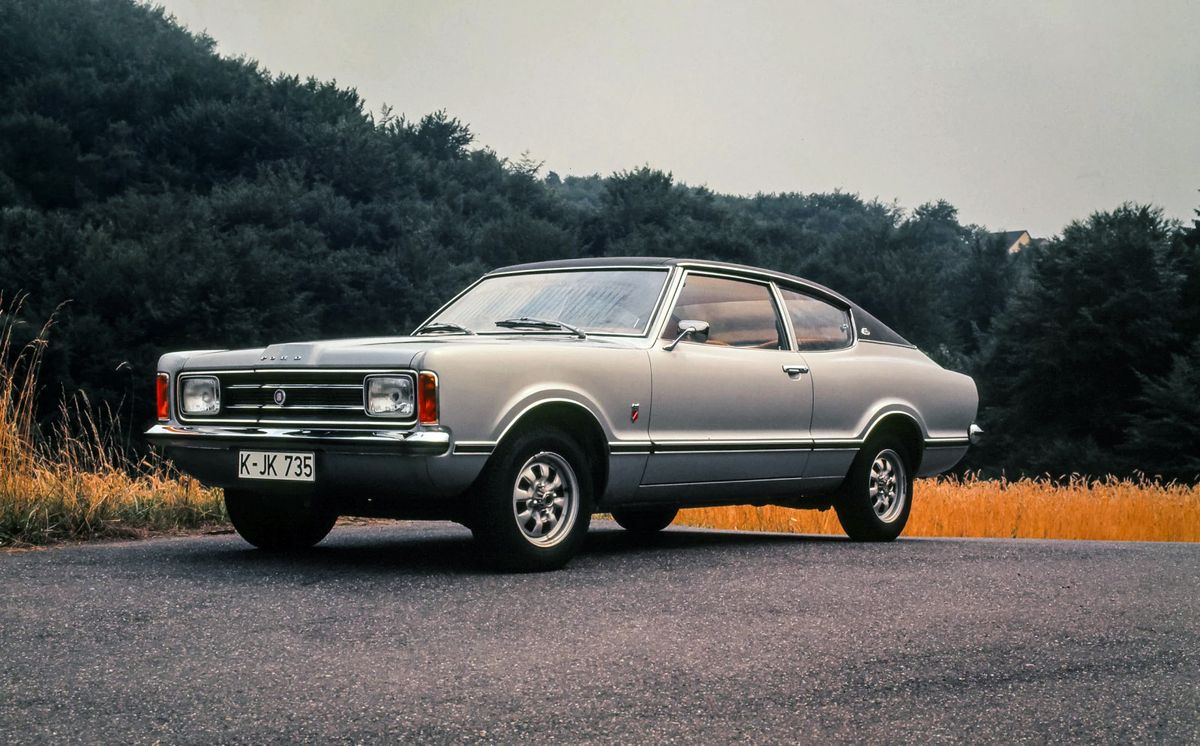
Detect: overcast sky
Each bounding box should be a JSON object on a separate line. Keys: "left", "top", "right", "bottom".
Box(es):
{"left": 156, "top": 0, "right": 1199, "bottom": 237}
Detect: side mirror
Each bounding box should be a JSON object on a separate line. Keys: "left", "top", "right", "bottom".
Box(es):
{"left": 663, "top": 319, "right": 710, "bottom": 351}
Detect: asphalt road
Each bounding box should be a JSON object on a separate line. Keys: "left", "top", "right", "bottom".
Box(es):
{"left": 1, "top": 523, "right": 1197, "bottom": 744}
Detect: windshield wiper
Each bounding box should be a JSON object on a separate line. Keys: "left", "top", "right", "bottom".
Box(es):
{"left": 494, "top": 317, "right": 588, "bottom": 339}
{"left": 412, "top": 322, "right": 475, "bottom": 336}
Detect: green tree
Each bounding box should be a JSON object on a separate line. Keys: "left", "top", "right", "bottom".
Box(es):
{"left": 978, "top": 205, "right": 1182, "bottom": 476}
{"left": 1125, "top": 338, "right": 1200, "bottom": 481}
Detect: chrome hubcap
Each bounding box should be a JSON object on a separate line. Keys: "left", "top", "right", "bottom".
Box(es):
{"left": 868, "top": 449, "right": 907, "bottom": 523}
{"left": 512, "top": 451, "right": 579, "bottom": 547}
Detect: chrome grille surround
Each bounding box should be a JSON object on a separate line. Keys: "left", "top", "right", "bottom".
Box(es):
{"left": 175, "top": 369, "right": 417, "bottom": 428}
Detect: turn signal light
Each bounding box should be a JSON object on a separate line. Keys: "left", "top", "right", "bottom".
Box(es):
{"left": 155, "top": 373, "right": 170, "bottom": 421}
{"left": 418, "top": 371, "right": 439, "bottom": 425}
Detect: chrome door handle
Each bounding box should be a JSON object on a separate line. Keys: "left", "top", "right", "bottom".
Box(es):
{"left": 782, "top": 364, "right": 809, "bottom": 376}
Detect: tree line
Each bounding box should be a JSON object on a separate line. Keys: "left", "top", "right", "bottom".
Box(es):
{"left": 0, "top": 0, "right": 1196, "bottom": 480}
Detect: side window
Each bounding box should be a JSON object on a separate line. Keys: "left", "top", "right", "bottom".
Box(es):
{"left": 779, "top": 287, "right": 852, "bottom": 351}
{"left": 662, "top": 274, "right": 785, "bottom": 350}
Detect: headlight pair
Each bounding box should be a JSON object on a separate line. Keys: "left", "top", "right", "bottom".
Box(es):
{"left": 171, "top": 374, "right": 420, "bottom": 419}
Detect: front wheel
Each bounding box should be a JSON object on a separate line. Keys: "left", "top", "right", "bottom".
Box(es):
{"left": 471, "top": 427, "right": 594, "bottom": 572}
{"left": 224, "top": 490, "right": 337, "bottom": 551}
{"left": 834, "top": 437, "right": 914, "bottom": 542}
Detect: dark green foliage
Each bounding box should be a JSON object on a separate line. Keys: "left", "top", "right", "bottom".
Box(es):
{"left": 1125, "top": 339, "right": 1200, "bottom": 482}
{"left": 975, "top": 206, "right": 1189, "bottom": 477}
{"left": 0, "top": 0, "right": 1196, "bottom": 479}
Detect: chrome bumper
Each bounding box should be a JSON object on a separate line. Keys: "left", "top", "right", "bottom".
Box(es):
{"left": 145, "top": 424, "right": 452, "bottom": 455}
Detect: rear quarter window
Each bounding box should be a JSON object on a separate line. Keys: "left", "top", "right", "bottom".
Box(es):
{"left": 778, "top": 287, "right": 853, "bottom": 351}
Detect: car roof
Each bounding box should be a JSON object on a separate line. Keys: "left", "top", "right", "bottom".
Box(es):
{"left": 483, "top": 256, "right": 914, "bottom": 348}
{"left": 489, "top": 256, "right": 854, "bottom": 306}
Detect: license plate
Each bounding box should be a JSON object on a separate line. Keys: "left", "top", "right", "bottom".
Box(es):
{"left": 238, "top": 451, "right": 315, "bottom": 482}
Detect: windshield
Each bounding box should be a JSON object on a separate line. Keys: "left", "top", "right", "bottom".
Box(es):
{"left": 426, "top": 269, "right": 669, "bottom": 335}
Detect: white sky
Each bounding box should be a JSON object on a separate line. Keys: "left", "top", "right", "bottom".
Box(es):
{"left": 155, "top": 0, "right": 1200, "bottom": 237}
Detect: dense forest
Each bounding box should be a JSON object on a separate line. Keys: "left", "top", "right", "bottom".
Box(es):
{"left": 0, "top": 0, "right": 1197, "bottom": 480}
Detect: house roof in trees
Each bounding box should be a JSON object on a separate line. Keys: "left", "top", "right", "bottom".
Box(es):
{"left": 993, "top": 230, "right": 1032, "bottom": 254}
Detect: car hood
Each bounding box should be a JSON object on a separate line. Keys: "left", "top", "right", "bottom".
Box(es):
{"left": 177, "top": 334, "right": 647, "bottom": 370}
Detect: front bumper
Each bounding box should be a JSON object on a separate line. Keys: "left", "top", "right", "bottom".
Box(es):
{"left": 145, "top": 424, "right": 466, "bottom": 501}
{"left": 145, "top": 424, "right": 451, "bottom": 454}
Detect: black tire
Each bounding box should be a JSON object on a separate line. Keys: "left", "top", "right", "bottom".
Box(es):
{"left": 224, "top": 490, "right": 337, "bottom": 551}
{"left": 834, "top": 435, "right": 915, "bottom": 542}
{"left": 471, "top": 427, "right": 594, "bottom": 572}
{"left": 611, "top": 506, "right": 678, "bottom": 534}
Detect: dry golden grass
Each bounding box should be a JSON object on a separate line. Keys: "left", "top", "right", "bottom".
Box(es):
{"left": 0, "top": 296, "right": 224, "bottom": 548}
{"left": 677, "top": 474, "right": 1200, "bottom": 543}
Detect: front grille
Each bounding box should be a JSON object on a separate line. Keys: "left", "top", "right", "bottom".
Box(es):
{"left": 178, "top": 369, "right": 415, "bottom": 427}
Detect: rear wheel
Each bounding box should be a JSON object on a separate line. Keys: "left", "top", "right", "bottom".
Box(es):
{"left": 224, "top": 490, "right": 337, "bottom": 551}
{"left": 834, "top": 435, "right": 914, "bottom": 542}
{"left": 611, "top": 506, "right": 678, "bottom": 534}
{"left": 471, "top": 427, "right": 594, "bottom": 572}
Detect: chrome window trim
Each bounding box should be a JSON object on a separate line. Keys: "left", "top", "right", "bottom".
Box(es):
{"left": 768, "top": 282, "right": 798, "bottom": 353}
{"left": 649, "top": 266, "right": 688, "bottom": 341}
{"left": 774, "top": 283, "right": 857, "bottom": 353}
{"left": 858, "top": 337, "right": 918, "bottom": 350}
{"left": 414, "top": 266, "right": 674, "bottom": 339}
{"left": 673, "top": 261, "right": 850, "bottom": 308}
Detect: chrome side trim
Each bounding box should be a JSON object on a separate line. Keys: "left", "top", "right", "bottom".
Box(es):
{"left": 146, "top": 424, "right": 451, "bottom": 454}
{"left": 451, "top": 435, "right": 966, "bottom": 460}
{"left": 653, "top": 441, "right": 812, "bottom": 453}
{"left": 926, "top": 438, "right": 971, "bottom": 448}
{"left": 640, "top": 475, "right": 809, "bottom": 488}
{"left": 609, "top": 441, "right": 653, "bottom": 454}
{"left": 453, "top": 442, "right": 495, "bottom": 455}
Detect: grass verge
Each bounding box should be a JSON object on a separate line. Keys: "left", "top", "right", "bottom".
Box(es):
{"left": 677, "top": 474, "right": 1200, "bottom": 542}
{"left": 1, "top": 297, "right": 224, "bottom": 548}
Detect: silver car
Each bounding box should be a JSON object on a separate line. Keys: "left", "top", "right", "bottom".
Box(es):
{"left": 148, "top": 258, "right": 980, "bottom": 570}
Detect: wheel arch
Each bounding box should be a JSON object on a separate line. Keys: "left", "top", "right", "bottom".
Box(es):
{"left": 490, "top": 400, "right": 610, "bottom": 499}
{"left": 862, "top": 412, "right": 925, "bottom": 474}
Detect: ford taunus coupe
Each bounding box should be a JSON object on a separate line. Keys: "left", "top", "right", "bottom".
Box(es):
{"left": 148, "top": 258, "right": 981, "bottom": 570}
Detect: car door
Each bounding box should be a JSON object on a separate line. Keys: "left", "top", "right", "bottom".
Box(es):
{"left": 775, "top": 285, "right": 862, "bottom": 482}
{"left": 643, "top": 272, "right": 814, "bottom": 487}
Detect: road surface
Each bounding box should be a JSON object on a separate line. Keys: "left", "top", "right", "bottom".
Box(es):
{"left": 1, "top": 523, "right": 1197, "bottom": 743}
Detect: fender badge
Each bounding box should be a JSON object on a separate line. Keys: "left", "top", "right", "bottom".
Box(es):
{"left": 630, "top": 403, "right": 640, "bottom": 423}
